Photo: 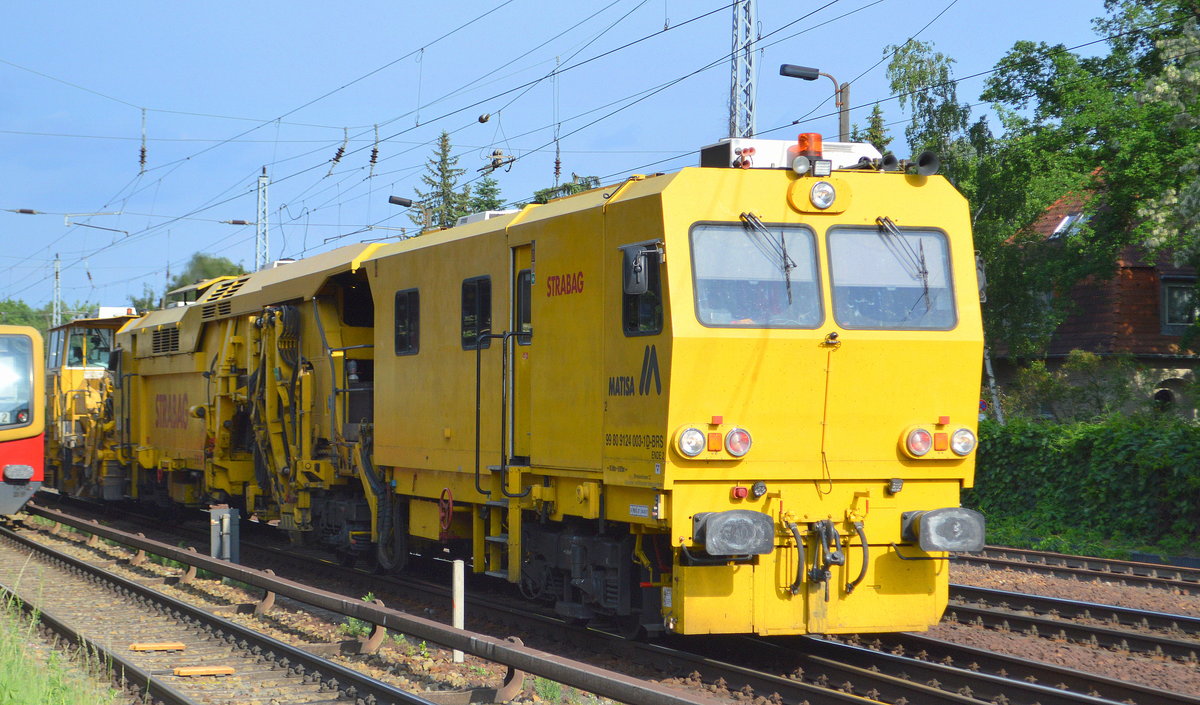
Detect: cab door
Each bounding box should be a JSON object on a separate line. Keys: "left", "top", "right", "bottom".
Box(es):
{"left": 510, "top": 244, "right": 533, "bottom": 463}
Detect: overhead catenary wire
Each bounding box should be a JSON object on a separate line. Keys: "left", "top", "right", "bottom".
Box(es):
{"left": 5, "top": 6, "right": 1181, "bottom": 302}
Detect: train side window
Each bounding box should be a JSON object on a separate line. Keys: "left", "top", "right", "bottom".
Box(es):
{"left": 622, "top": 249, "right": 663, "bottom": 336}
{"left": 461, "top": 276, "right": 492, "bottom": 350}
{"left": 516, "top": 269, "right": 532, "bottom": 345}
{"left": 47, "top": 329, "right": 62, "bottom": 369}
{"left": 394, "top": 289, "right": 420, "bottom": 355}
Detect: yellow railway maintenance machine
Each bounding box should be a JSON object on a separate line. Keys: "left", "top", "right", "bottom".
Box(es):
{"left": 45, "top": 307, "right": 139, "bottom": 498}
{"left": 79, "top": 132, "right": 983, "bottom": 638}
{"left": 363, "top": 132, "right": 984, "bottom": 637}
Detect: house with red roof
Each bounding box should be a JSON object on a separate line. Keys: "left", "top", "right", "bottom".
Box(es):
{"left": 994, "top": 192, "right": 1198, "bottom": 413}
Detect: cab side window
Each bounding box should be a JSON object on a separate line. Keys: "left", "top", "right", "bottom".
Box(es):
{"left": 515, "top": 269, "right": 532, "bottom": 345}
{"left": 394, "top": 289, "right": 419, "bottom": 355}
{"left": 623, "top": 251, "right": 663, "bottom": 336}
{"left": 461, "top": 276, "right": 492, "bottom": 350}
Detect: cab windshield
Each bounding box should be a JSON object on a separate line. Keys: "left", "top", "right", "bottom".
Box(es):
{"left": 0, "top": 334, "right": 34, "bottom": 428}
{"left": 691, "top": 222, "right": 821, "bottom": 328}
{"left": 65, "top": 327, "right": 113, "bottom": 368}
{"left": 828, "top": 227, "right": 956, "bottom": 329}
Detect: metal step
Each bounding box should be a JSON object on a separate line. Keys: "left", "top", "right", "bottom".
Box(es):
{"left": 485, "top": 569, "right": 510, "bottom": 580}
{"left": 485, "top": 533, "right": 509, "bottom": 544}
{"left": 485, "top": 499, "right": 509, "bottom": 508}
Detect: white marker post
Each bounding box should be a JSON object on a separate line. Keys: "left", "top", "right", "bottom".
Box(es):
{"left": 452, "top": 559, "right": 465, "bottom": 663}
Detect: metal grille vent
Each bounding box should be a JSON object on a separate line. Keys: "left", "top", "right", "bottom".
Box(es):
{"left": 199, "top": 276, "right": 247, "bottom": 319}
{"left": 151, "top": 328, "right": 180, "bottom": 354}
{"left": 207, "top": 276, "right": 248, "bottom": 300}
{"left": 201, "top": 300, "right": 233, "bottom": 320}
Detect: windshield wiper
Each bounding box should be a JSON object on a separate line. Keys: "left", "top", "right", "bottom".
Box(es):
{"left": 876, "top": 216, "right": 930, "bottom": 313}
{"left": 741, "top": 212, "right": 796, "bottom": 304}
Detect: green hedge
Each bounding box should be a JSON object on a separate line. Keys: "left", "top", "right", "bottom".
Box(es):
{"left": 965, "top": 416, "right": 1200, "bottom": 555}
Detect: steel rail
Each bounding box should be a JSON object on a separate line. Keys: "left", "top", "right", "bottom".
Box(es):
{"left": 1, "top": 524, "right": 435, "bottom": 705}
{"left": 0, "top": 570, "right": 195, "bottom": 705}
{"left": 961, "top": 547, "right": 1200, "bottom": 592}
{"left": 793, "top": 636, "right": 1128, "bottom": 705}
{"left": 944, "top": 602, "right": 1200, "bottom": 663}
{"left": 857, "top": 631, "right": 1200, "bottom": 705}
{"left": 25, "top": 503, "right": 725, "bottom": 705}
{"left": 953, "top": 584, "right": 1200, "bottom": 638}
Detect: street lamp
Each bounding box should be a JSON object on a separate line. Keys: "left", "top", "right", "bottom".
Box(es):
{"left": 779, "top": 64, "right": 850, "bottom": 142}
{"left": 388, "top": 196, "right": 432, "bottom": 234}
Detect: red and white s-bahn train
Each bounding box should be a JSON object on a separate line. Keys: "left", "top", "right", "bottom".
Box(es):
{"left": 0, "top": 325, "right": 44, "bottom": 514}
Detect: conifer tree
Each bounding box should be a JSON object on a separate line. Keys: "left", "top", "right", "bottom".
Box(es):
{"left": 412, "top": 131, "right": 468, "bottom": 230}
{"left": 466, "top": 175, "right": 505, "bottom": 213}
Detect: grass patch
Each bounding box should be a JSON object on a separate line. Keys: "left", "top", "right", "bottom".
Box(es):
{"left": 982, "top": 511, "right": 1196, "bottom": 560}
{"left": 339, "top": 592, "right": 377, "bottom": 638}
{"left": 0, "top": 597, "right": 122, "bottom": 704}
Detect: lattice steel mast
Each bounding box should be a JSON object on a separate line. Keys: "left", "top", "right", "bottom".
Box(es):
{"left": 256, "top": 167, "right": 269, "bottom": 271}
{"left": 729, "top": 0, "right": 757, "bottom": 138}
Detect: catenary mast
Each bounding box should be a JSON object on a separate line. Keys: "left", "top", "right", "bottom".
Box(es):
{"left": 729, "top": 0, "right": 757, "bottom": 138}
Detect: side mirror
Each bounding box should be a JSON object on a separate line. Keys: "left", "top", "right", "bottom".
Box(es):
{"left": 107, "top": 348, "right": 123, "bottom": 388}
{"left": 975, "top": 251, "right": 988, "bottom": 304}
{"left": 620, "top": 242, "right": 661, "bottom": 296}
{"left": 622, "top": 247, "right": 649, "bottom": 296}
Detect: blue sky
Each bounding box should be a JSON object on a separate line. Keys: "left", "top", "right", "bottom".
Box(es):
{"left": 1, "top": 0, "right": 1107, "bottom": 309}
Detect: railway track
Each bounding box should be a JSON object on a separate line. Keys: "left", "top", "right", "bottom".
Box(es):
{"left": 947, "top": 584, "right": 1200, "bottom": 662}
{"left": 847, "top": 631, "right": 1200, "bottom": 705}
{"left": 23, "top": 499, "right": 1198, "bottom": 705}
{"left": 0, "top": 522, "right": 434, "bottom": 705}
{"left": 960, "top": 546, "right": 1200, "bottom": 592}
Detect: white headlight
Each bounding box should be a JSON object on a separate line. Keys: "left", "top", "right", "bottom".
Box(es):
{"left": 951, "top": 428, "right": 977, "bottom": 456}
{"left": 678, "top": 428, "right": 705, "bottom": 457}
{"left": 810, "top": 181, "right": 835, "bottom": 209}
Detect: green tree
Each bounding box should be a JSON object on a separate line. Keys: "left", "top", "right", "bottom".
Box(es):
{"left": 0, "top": 299, "right": 48, "bottom": 331}
{"left": 412, "top": 131, "right": 469, "bottom": 230}
{"left": 885, "top": 41, "right": 973, "bottom": 179}
{"left": 531, "top": 174, "right": 600, "bottom": 204}
{"left": 132, "top": 252, "right": 244, "bottom": 311}
{"left": 466, "top": 175, "right": 505, "bottom": 213}
{"left": 848, "top": 104, "right": 893, "bottom": 156}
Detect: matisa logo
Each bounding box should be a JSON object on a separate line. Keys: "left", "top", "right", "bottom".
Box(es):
{"left": 155, "top": 393, "right": 189, "bottom": 429}
{"left": 608, "top": 345, "right": 661, "bottom": 397}
{"left": 546, "top": 271, "right": 584, "bottom": 297}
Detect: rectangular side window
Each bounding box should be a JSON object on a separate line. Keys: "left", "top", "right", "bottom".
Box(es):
{"left": 394, "top": 289, "right": 419, "bottom": 355}
{"left": 462, "top": 276, "right": 492, "bottom": 350}
{"left": 516, "top": 269, "right": 532, "bottom": 345}
{"left": 623, "top": 251, "right": 663, "bottom": 336}
{"left": 1162, "top": 278, "right": 1197, "bottom": 335}
{"left": 47, "top": 329, "right": 62, "bottom": 369}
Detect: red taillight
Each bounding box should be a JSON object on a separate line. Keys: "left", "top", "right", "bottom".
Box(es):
{"left": 16, "top": 411, "right": 28, "bottom": 424}
{"left": 725, "top": 428, "right": 752, "bottom": 457}
{"left": 906, "top": 428, "right": 933, "bottom": 456}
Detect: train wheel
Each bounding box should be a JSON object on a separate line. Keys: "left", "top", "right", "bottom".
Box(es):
{"left": 373, "top": 500, "right": 408, "bottom": 573}
{"left": 617, "top": 614, "right": 647, "bottom": 641}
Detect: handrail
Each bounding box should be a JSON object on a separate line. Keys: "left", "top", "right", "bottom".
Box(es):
{"left": 474, "top": 330, "right": 533, "bottom": 499}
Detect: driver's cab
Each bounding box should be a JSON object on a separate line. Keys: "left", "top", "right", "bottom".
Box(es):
{"left": 45, "top": 307, "right": 139, "bottom": 489}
